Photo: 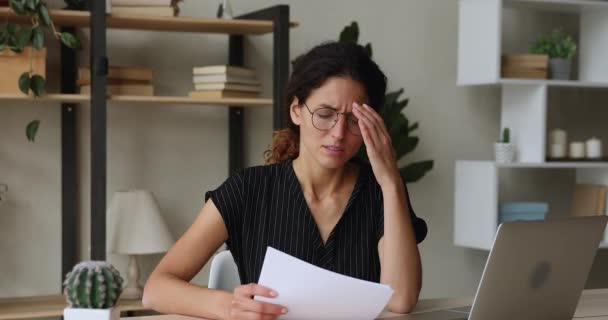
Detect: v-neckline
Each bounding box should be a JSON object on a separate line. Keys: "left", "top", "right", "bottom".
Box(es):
{"left": 287, "top": 159, "right": 365, "bottom": 249}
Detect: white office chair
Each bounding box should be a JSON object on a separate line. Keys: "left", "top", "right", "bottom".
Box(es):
{"left": 208, "top": 250, "right": 241, "bottom": 292}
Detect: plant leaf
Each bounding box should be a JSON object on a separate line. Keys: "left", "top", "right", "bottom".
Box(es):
{"left": 26, "top": 120, "right": 40, "bottom": 142}
{"left": 339, "top": 21, "right": 359, "bottom": 44}
{"left": 400, "top": 160, "right": 434, "bottom": 183}
{"left": 30, "top": 74, "right": 45, "bottom": 96}
{"left": 395, "top": 136, "right": 419, "bottom": 159}
{"left": 60, "top": 32, "right": 81, "bottom": 49}
{"left": 31, "top": 26, "right": 43, "bottom": 50}
{"left": 6, "top": 24, "right": 18, "bottom": 36}
{"left": 364, "top": 43, "right": 372, "bottom": 58}
{"left": 18, "top": 72, "right": 30, "bottom": 94}
{"left": 16, "top": 27, "right": 31, "bottom": 51}
{"left": 25, "top": 0, "right": 39, "bottom": 13}
{"left": 38, "top": 5, "right": 51, "bottom": 27}
{"left": 9, "top": 0, "right": 27, "bottom": 15}
{"left": 380, "top": 89, "right": 404, "bottom": 117}
{"left": 408, "top": 122, "right": 419, "bottom": 133}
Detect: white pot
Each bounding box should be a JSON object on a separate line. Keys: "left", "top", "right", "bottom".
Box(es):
{"left": 494, "top": 143, "right": 516, "bottom": 163}
{"left": 64, "top": 307, "right": 120, "bottom": 320}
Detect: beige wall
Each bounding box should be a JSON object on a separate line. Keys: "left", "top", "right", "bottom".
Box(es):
{"left": 1, "top": 0, "right": 607, "bottom": 300}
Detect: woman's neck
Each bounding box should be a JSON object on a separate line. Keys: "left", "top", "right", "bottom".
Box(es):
{"left": 292, "top": 156, "right": 352, "bottom": 201}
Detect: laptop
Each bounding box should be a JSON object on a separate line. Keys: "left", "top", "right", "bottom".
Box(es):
{"left": 393, "top": 216, "right": 608, "bottom": 320}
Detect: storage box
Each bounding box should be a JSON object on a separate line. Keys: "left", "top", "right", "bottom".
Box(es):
{"left": 499, "top": 201, "right": 548, "bottom": 223}
{"left": 501, "top": 54, "right": 548, "bottom": 79}
{"left": 0, "top": 47, "right": 47, "bottom": 94}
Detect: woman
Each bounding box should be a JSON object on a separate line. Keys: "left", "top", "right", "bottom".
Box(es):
{"left": 143, "top": 41, "right": 426, "bottom": 320}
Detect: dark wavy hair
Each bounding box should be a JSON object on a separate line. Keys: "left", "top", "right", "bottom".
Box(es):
{"left": 264, "top": 41, "right": 388, "bottom": 164}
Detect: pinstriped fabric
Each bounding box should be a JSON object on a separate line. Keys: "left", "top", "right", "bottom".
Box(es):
{"left": 204, "top": 159, "right": 425, "bottom": 285}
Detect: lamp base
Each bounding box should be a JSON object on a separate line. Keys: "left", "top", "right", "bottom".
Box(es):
{"left": 120, "top": 286, "right": 143, "bottom": 300}
{"left": 121, "top": 255, "right": 143, "bottom": 300}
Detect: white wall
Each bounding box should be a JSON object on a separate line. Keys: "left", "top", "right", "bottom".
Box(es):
{"left": 2, "top": 0, "right": 607, "bottom": 300}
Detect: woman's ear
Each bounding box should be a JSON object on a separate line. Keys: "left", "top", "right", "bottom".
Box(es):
{"left": 289, "top": 97, "right": 302, "bottom": 126}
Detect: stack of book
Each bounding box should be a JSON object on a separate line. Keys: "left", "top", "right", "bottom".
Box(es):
{"left": 189, "top": 65, "right": 261, "bottom": 99}
{"left": 570, "top": 184, "right": 608, "bottom": 217}
{"left": 110, "top": 0, "right": 181, "bottom": 17}
{"left": 78, "top": 66, "right": 154, "bottom": 96}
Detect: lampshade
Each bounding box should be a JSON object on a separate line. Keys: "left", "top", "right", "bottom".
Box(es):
{"left": 109, "top": 189, "right": 174, "bottom": 255}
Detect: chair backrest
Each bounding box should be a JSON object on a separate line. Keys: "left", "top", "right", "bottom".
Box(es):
{"left": 208, "top": 250, "right": 241, "bottom": 292}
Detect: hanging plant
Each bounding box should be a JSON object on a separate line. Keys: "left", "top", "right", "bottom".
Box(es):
{"left": 0, "top": 0, "right": 81, "bottom": 141}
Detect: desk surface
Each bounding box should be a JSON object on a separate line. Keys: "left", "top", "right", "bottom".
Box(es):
{"left": 123, "top": 289, "right": 608, "bottom": 320}
{"left": 0, "top": 295, "right": 146, "bottom": 320}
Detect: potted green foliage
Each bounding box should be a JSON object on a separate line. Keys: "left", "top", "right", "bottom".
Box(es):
{"left": 494, "top": 127, "right": 516, "bottom": 163}
{"left": 63, "top": 261, "right": 124, "bottom": 320}
{"left": 338, "top": 22, "right": 434, "bottom": 183}
{"left": 530, "top": 29, "right": 577, "bottom": 80}
{"left": 0, "top": 0, "right": 81, "bottom": 142}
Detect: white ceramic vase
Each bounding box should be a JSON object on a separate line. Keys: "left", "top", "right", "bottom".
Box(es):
{"left": 494, "top": 143, "right": 516, "bottom": 163}
{"left": 64, "top": 307, "right": 120, "bottom": 320}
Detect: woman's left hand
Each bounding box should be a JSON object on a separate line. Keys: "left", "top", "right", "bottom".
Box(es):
{"left": 352, "top": 102, "right": 401, "bottom": 188}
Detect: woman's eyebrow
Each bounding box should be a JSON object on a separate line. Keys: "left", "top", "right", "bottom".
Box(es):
{"left": 317, "top": 103, "right": 338, "bottom": 110}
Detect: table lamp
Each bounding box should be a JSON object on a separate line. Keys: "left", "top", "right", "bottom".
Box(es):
{"left": 109, "top": 189, "right": 174, "bottom": 299}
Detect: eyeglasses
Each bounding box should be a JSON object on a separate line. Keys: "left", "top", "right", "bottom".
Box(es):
{"left": 302, "top": 102, "right": 361, "bottom": 136}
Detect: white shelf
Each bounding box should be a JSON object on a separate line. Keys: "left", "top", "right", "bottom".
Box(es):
{"left": 454, "top": 161, "right": 608, "bottom": 250}
{"left": 456, "top": 0, "right": 608, "bottom": 250}
{"left": 500, "top": 79, "right": 608, "bottom": 88}
{"left": 505, "top": 0, "right": 608, "bottom": 13}
{"left": 497, "top": 162, "right": 608, "bottom": 168}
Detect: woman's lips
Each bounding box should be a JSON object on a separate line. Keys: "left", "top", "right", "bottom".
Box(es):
{"left": 322, "top": 145, "right": 345, "bottom": 155}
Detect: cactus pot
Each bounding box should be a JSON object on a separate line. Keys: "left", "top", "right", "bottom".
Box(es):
{"left": 64, "top": 307, "right": 119, "bottom": 320}
{"left": 494, "top": 143, "right": 516, "bottom": 163}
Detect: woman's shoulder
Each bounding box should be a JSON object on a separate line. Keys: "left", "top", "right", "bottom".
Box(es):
{"left": 237, "top": 159, "right": 292, "bottom": 183}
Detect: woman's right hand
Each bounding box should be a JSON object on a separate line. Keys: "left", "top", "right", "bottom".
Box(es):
{"left": 227, "top": 283, "right": 288, "bottom": 320}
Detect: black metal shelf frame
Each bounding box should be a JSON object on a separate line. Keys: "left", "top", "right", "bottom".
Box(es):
{"left": 59, "top": 4, "right": 290, "bottom": 284}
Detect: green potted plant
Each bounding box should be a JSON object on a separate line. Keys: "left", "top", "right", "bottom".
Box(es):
{"left": 63, "top": 261, "right": 124, "bottom": 320}
{"left": 0, "top": 0, "right": 81, "bottom": 142}
{"left": 495, "top": 127, "right": 516, "bottom": 163}
{"left": 530, "top": 28, "right": 577, "bottom": 80}
{"left": 338, "top": 22, "right": 434, "bottom": 183}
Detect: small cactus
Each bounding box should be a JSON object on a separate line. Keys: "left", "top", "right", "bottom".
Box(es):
{"left": 63, "top": 261, "right": 124, "bottom": 309}
{"left": 501, "top": 127, "right": 510, "bottom": 144}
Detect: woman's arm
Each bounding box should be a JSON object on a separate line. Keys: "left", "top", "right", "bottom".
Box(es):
{"left": 142, "top": 200, "right": 233, "bottom": 319}
{"left": 352, "top": 102, "right": 422, "bottom": 313}
{"left": 378, "top": 184, "right": 422, "bottom": 314}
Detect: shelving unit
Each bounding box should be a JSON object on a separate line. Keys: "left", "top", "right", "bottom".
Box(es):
{"left": 456, "top": 0, "right": 608, "bottom": 250}
{"left": 1, "top": 3, "right": 295, "bottom": 298}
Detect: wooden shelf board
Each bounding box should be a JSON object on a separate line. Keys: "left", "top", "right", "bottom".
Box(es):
{"left": 0, "top": 294, "right": 146, "bottom": 320}
{"left": 109, "top": 95, "right": 272, "bottom": 106}
{"left": 0, "top": 8, "right": 298, "bottom": 34}
{"left": 505, "top": 0, "right": 608, "bottom": 12}
{"left": 0, "top": 93, "right": 272, "bottom": 107}
{"left": 0, "top": 93, "right": 89, "bottom": 103}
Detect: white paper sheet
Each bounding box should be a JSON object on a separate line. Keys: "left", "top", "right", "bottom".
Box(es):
{"left": 256, "top": 247, "right": 394, "bottom": 320}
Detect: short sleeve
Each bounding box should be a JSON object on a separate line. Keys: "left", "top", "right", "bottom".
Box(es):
{"left": 204, "top": 170, "right": 245, "bottom": 248}
{"left": 376, "top": 181, "right": 427, "bottom": 244}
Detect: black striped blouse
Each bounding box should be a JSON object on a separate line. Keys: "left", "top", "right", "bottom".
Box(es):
{"left": 204, "top": 159, "right": 427, "bottom": 284}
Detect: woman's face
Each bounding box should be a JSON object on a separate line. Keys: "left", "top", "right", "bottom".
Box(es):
{"left": 290, "top": 76, "right": 368, "bottom": 169}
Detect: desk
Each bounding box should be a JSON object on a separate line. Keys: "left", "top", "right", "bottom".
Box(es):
{"left": 0, "top": 295, "right": 148, "bottom": 320}
{"left": 123, "top": 289, "right": 608, "bottom": 320}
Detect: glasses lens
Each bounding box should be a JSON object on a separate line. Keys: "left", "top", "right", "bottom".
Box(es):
{"left": 312, "top": 108, "right": 338, "bottom": 130}
{"left": 346, "top": 114, "right": 361, "bottom": 135}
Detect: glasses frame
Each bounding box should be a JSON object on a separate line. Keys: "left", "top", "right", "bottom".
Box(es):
{"left": 301, "top": 102, "right": 361, "bottom": 136}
